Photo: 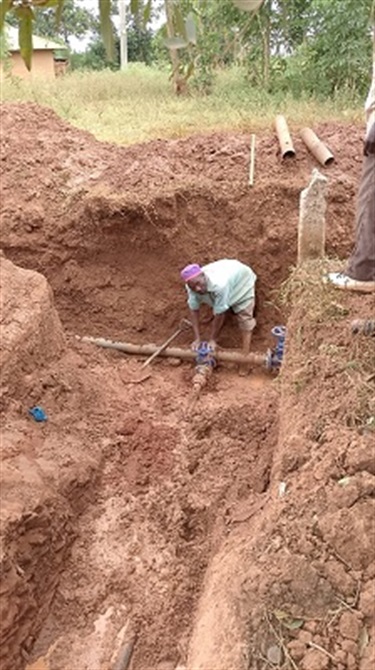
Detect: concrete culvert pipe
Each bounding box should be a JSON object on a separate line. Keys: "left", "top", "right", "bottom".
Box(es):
{"left": 275, "top": 115, "right": 295, "bottom": 159}
{"left": 300, "top": 127, "right": 334, "bottom": 166}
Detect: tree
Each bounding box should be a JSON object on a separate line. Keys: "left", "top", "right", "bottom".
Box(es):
{"left": 0, "top": 0, "right": 265, "bottom": 72}
{"left": 127, "top": 12, "right": 154, "bottom": 63}
{"left": 71, "top": 35, "right": 120, "bottom": 71}
{"left": 32, "top": 0, "right": 96, "bottom": 47}
{"left": 6, "top": 0, "right": 372, "bottom": 101}
{"left": 303, "top": 0, "right": 373, "bottom": 96}
{"left": 0, "top": 0, "right": 115, "bottom": 69}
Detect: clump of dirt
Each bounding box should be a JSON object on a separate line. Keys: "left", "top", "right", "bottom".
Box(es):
{"left": 0, "top": 102, "right": 374, "bottom": 670}
{"left": 0, "top": 254, "right": 65, "bottom": 406}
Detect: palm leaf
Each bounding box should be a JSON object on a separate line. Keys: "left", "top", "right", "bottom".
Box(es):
{"left": 130, "top": 0, "right": 139, "bottom": 14}
{"left": 174, "top": 4, "right": 187, "bottom": 39}
{"left": 143, "top": 0, "right": 152, "bottom": 24}
{"left": 32, "top": 0, "right": 59, "bottom": 6}
{"left": 0, "top": 0, "right": 13, "bottom": 33}
{"left": 164, "top": 36, "right": 187, "bottom": 49}
{"left": 54, "top": 0, "right": 64, "bottom": 28}
{"left": 232, "top": 0, "right": 264, "bottom": 11}
{"left": 16, "top": 5, "right": 33, "bottom": 71}
{"left": 99, "top": 0, "right": 114, "bottom": 61}
{"left": 185, "top": 12, "right": 197, "bottom": 45}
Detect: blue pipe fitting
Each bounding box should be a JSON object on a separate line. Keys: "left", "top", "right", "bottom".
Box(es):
{"left": 195, "top": 341, "right": 217, "bottom": 368}
{"left": 266, "top": 326, "right": 286, "bottom": 371}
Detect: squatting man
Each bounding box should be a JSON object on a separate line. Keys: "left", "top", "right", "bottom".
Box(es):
{"left": 180, "top": 258, "right": 257, "bottom": 357}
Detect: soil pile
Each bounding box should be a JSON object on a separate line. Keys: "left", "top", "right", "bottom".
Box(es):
{"left": 0, "top": 102, "right": 363, "bottom": 344}
{"left": 0, "top": 102, "right": 374, "bottom": 670}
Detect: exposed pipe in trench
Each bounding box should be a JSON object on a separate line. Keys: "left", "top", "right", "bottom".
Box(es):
{"left": 77, "top": 336, "right": 268, "bottom": 366}
{"left": 78, "top": 327, "right": 286, "bottom": 410}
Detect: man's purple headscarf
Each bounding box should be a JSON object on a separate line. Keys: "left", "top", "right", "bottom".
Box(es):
{"left": 180, "top": 264, "right": 202, "bottom": 282}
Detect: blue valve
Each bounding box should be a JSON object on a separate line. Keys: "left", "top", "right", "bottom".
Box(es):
{"left": 195, "top": 341, "right": 217, "bottom": 368}
{"left": 266, "top": 326, "right": 286, "bottom": 370}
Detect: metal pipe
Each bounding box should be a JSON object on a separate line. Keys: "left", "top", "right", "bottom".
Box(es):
{"left": 188, "top": 365, "right": 213, "bottom": 413}
{"left": 300, "top": 127, "right": 334, "bottom": 166}
{"left": 78, "top": 336, "right": 267, "bottom": 366}
{"left": 275, "top": 115, "right": 295, "bottom": 158}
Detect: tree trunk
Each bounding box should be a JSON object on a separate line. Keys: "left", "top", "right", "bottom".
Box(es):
{"left": 263, "top": 14, "right": 270, "bottom": 88}
{"left": 257, "top": 12, "right": 270, "bottom": 89}
{"left": 164, "top": 0, "right": 185, "bottom": 94}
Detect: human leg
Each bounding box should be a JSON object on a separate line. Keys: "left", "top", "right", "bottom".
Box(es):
{"left": 241, "top": 330, "right": 253, "bottom": 355}
{"left": 345, "top": 153, "right": 375, "bottom": 282}
{"left": 236, "top": 300, "right": 256, "bottom": 374}
{"left": 325, "top": 154, "right": 375, "bottom": 292}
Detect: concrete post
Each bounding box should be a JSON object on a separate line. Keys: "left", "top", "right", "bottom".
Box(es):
{"left": 298, "top": 168, "right": 328, "bottom": 264}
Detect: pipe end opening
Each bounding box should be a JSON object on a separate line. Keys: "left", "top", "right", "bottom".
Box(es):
{"left": 282, "top": 150, "right": 296, "bottom": 159}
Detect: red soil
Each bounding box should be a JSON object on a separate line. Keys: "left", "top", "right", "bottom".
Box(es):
{"left": 0, "top": 102, "right": 373, "bottom": 670}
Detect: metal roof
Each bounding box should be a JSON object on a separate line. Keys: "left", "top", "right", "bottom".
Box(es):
{"left": 6, "top": 25, "right": 66, "bottom": 52}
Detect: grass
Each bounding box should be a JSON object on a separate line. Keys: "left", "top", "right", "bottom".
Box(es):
{"left": 280, "top": 262, "right": 375, "bottom": 430}
{"left": 0, "top": 63, "right": 365, "bottom": 145}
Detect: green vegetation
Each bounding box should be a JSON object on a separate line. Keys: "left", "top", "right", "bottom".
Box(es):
{"left": 1, "top": 0, "right": 372, "bottom": 144}
{"left": 1, "top": 0, "right": 374, "bottom": 97}
{"left": 0, "top": 64, "right": 365, "bottom": 145}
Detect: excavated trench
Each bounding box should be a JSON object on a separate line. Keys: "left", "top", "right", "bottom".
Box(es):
{"left": 5, "top": 185, "right": 296, "bottom": 350}
{"left": 2, "top": 193, "right": 288, "bottom": 670}
{"left": 1, "top": 105, "right": 367, "bottom": 670}
{"left": 2, "top": 178, "right": 358, "bottom": 670}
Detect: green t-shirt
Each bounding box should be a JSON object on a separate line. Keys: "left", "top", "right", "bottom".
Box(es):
{"left": 186, "top": 259, "right": 256, "bottom": 315}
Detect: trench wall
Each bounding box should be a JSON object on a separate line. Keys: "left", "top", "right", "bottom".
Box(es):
{"left": 187, "top": 264, "right": 375, "bottom": 670}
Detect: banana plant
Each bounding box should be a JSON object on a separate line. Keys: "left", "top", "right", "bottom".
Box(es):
{"left": 162, "top": 0, "right": 265, "bottom": 93}
{"left": 0, "top": 0, "right": 265, "bottom": 71}
{"left": 232, "top": 0, "right": 264, "bottom": 9}
{"left": 0, "top": 0, "right": 114, "bottom": 69}
{"left": 163, "top": 2, "right": 197, "bottom": 94}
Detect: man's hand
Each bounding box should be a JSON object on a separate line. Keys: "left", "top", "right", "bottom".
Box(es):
{"left": 364, "top": 122, "right": 375, "bottom": 156}
{"left": 191, "top": 339, "right": 200, "bottom": 352}
{"left": 208, "top": 339, "right": 217, "bottom": 351}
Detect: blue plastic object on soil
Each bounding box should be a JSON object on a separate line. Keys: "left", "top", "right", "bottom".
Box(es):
{"left": 28, "top": 406, "right": 48, "bottom": 422}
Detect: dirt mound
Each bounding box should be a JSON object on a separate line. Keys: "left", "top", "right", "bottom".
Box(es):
{"left": 0, "top": 255, "right": 65, "bottom": 406}
{"left": 0, "top": 102, "right": 374, "bottom": 670}
{"left": 0, "top": 101, "right": 363, "bottom": 346}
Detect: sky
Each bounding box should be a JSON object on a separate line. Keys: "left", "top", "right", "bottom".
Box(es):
{"left": 69, "top": 0, "right": 109, "bottom": 52}
{"left": 69, "top": 0, "right": 163, "bottom": 52}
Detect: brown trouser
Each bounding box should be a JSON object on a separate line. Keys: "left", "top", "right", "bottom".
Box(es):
{"left": 346, "top": 153, "right": 375, "bottom": 281}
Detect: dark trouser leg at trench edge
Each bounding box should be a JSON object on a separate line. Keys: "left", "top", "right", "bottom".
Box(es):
{"left": 346, "top": 153, "right": 375, "bottom": 282}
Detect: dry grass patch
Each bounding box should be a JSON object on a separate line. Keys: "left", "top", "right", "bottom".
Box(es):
{"left": 280, "top": 261, "right": 374, "bottom": 433}
{"left": 1, "top": 65, "right": 364, "bottom": 145}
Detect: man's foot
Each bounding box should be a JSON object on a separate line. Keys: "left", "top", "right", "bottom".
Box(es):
{"left": 323, "top": 272, "right": 375, "bottom": 293}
